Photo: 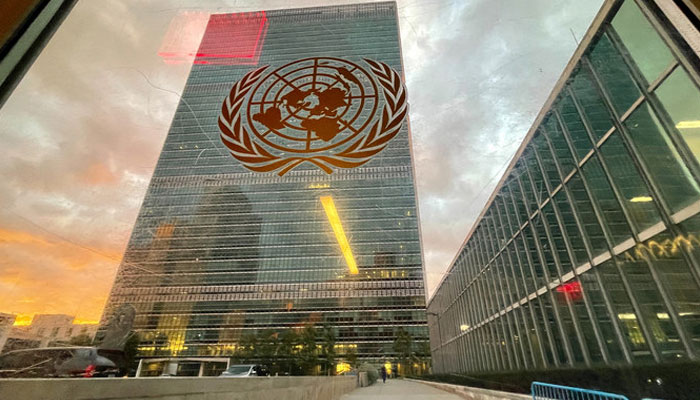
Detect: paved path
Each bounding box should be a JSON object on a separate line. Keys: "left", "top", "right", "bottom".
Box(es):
{"left": 341, "top": 379, "right": 461, "bottom": 399}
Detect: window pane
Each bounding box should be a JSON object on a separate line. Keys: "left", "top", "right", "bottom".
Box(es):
{"left": 598, "top": 260, "right": 654, "bottom": 362}
{"left": 508, "top": 178, "right": 528, "bottom": 225}
{"left": 581, "top": 155, "right": 633, "bottom": 246}
{"left": 624, "top": 102, "right": 700, "bottom": 212}
{"left": 617, "top": 254, "right": 686, "bottom": 361}
{"left": 579, "top": 269, "right": 627, "bottom": 362}
{"left": 674, "top": 215, "right": 700, "bottom": 354}
{"left": 554, "top": 191, "right": 589, "bottom": 267}
{"left": 534, "top": 132, "right": 561, "bottom": 191}
{"left": 532, "top": 214, "right": 560, "bottom": 280}
{"left": 567, "top": 173, "right": 609, "bottom": 257}
{"left": 525, "top": 148, "right": 547, "bottom": 204}
{"left": 571, "top": 65, "right": 615, "bottom": 141}
{"left": 655, "top": 67, "right": 700, "bottom": 163}
{"left": 543, "top": 203, "right": 573, "bottom": 274}
{"left": 599, "top": 133, "right": 662, "bottom": 232}
{"left": 589, "top": 33, "right": 641, "bottom": 115}
{"left": 611, "top": 0, "right": 674, "bottom": 84}
{"left": 544, "top": 114, "right": 576, "bottom": 177}
{"left": 557, "top": 93, "right": 593, "bottom": 160}
{"left": 519, "top": 163, "right": 538, "bottom": 215}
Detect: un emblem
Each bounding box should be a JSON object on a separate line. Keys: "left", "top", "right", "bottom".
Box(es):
{"left": 218, "top": 57, "right": 408, "bottom": 176}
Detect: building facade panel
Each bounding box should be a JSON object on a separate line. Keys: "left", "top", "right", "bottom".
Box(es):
{"left": 428, "top": 0, "right": 700, "bottom": 373}
{"left": 98, "top": 2, "right": 428, "bottom": 373}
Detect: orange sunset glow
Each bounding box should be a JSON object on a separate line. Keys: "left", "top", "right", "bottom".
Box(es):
{"left": 0, "top": 227, "right": 122, "bottom": 325}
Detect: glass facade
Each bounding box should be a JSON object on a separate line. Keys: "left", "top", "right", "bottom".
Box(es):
{"left": 97, "top": 2, "right": 428, "bottom": 372}
{"left": 428, "top": 0, "right": 700, "bottom": 373}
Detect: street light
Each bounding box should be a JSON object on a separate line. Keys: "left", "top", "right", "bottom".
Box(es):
{"left": 426, "top": 311, "right": 443, "bottom": 373}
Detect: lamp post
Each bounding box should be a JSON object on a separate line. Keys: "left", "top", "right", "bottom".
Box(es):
{"left": 426, "top": 311, "right": 443, "bottom": 373}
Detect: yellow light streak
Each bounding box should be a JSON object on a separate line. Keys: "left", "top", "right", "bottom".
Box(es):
{"left": 676, "top": 120, "right": 700, "bottom": 129}
{"left": 630, "top": 196, "right": 653, "bottom": 203}
{"left": 320, "top": 196, "right": 358, "bottom": 275}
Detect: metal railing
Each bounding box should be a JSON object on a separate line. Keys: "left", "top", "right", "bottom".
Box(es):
{"left": 531, "top": 381, "right": 630, "bottom": 400}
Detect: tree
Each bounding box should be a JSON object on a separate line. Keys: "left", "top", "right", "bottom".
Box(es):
{"left": 297, "top": 325, "right": 318, "bottom": 375}
{"left": 414, "top": 340, "right": 431, "bottom": 375}
{"left": 320, "top": 325, "right": 336, "bottom": 375}
{"left": 69, "top": 334, "right": 93, "bottom": 346}
{"left": 345, "top": 346, "right": 358, "bottom": 369}
{"left": 236, "top": 332, "right": 258, "bottom": 363}
{"left": 256, "top": 329, "right": 279, "bottom": 372}
{"left": 278, "top": 329, "right": 301, "bottom": 375}
{"left": 392, "top": 328, "right": 413, "bottom": 376}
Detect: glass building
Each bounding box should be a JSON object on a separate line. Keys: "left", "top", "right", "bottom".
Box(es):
{"left": 428, "top": 0, "right": 700, "bottom": 374}
{"left": 98, "top": 2, "right": 428, "bottom": 375}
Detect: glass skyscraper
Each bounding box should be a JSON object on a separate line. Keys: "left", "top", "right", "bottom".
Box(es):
{"left": 98, "top": 2, "right": 428, "bottom": 375}
{"left": 428, "top": 0, "right": 700, "bottom": 374}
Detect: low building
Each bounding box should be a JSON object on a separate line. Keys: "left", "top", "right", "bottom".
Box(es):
{"left": 0, "top": 313, "right": 16, "bottom": 353}
{"left": 428, "top": 0, "right": 700, "bottom": 374}
{"left": 1, "top": 314, "right": 99, "bottom": 353}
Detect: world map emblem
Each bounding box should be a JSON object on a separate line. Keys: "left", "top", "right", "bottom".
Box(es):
{"left": 218, "top": 57, "right": 408, "bottom": 176}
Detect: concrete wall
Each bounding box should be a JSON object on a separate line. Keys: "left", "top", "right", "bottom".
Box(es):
{"left": 407, "top": 379, "right": 530, "bottom": 400}
{"left": 0, "top": 376, "right": 357, "bottom": 400}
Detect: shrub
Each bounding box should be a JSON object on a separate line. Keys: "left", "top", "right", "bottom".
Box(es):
{"left": 358, "top": 363, "right": 379, "bottom": 385}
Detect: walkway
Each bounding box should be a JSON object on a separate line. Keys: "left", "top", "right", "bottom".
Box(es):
{"left": 341, "top": 379, "right": 461, "bottom": 400}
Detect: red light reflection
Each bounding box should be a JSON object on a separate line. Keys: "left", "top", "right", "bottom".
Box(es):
{"left": 194, "top": 12, "right": 268, "bottom": 65}
{"left": 159, "top": 11, "right": 268, "bottom": 66}
{"left": 555, "top": 281, "right": 583, "bottom": 302}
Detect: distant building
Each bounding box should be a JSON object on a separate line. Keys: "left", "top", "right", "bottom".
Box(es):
{"left": 1, "top": 314, "right": 98, "bottom": 353}
{"left": 0, "top": 0, "right": 77, "bottom": 108}
{"left": 0, "top": 313, "right": 16, "bottom": 353}
{"left": 428, "top": 0, "right": 700, "bottom": 374}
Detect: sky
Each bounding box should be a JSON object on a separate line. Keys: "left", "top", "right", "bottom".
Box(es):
{"left": 0, "top": 0, "right": 603, "bottom": 324}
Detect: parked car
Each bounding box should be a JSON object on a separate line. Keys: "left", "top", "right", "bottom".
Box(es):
{"left": 219, "top": 364, "right": 269, "bottom": 377}
{"left": 0, "top": 347, "right": 118, "bottom": 378}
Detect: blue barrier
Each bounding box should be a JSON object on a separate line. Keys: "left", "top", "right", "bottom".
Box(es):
{"left": 531, "top": 381, "right": 630, "bottom": 400}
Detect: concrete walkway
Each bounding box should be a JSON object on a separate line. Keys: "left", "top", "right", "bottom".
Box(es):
{"left": 341, "top": 379, "right": 462, "bottom": 399}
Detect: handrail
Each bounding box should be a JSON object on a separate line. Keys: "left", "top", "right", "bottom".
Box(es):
{"left": 531, "top": 381, "right": 630, "bottom": 400}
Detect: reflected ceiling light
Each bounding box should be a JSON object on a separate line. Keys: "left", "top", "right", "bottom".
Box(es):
{"left": 676, "top": 120, "right": 700, "bottom": 129}
{"left": 617, "top": 313, "right": 637, "bottom": 320}
{"left": 630, "top": 196, "right": 653, "bottom": 203}
{"left": 460, "top": 324, "right": 470, "bottom": 332}
{"left": 320, "top": 196, "right": 358, "bottom": 275}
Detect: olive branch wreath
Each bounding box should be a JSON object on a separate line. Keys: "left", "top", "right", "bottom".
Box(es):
{"left": 218, "top": 59, "right": 408, "bottom": 176}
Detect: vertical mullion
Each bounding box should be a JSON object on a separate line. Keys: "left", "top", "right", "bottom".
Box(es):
{"left": 493, "top": 201, "right": 527, "bottom": 369}
{"left": 469, "top": 248, "right": 491, "bottom": 372}
{"left": 473, "top": 237, "right": 500, "bottom": 370}
{"left": 541, "top": 123, "right": 612, "bottom": 365}
{"left": 476, "top": 233, "right": 507, "bottom": 370}
{"left": 485, "top": 217, "right": 517, "bottom": 370}
{"left": 533, "top": 132, "right": 594, "bottom": 367}
{"left": 515, "top": 173, "right": 560, "bottom": 367}
{"left": 523, "top": 151, "right": 576, "bottom": 366}
{"left": 583, "top": 53, "right": 697, "bottom": 359}
{"left": 554, "top": 100, "right": 660, "bottom": 362}
{"left": 503, "top": 188, "right": 542, "bottom": 368}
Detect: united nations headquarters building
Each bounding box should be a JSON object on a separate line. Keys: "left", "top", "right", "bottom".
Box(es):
{"left": 97, "top": 2, "right": 428, "bottom": 376}
{"left": 428, "top": 0, "right": 700, "bottom": 375}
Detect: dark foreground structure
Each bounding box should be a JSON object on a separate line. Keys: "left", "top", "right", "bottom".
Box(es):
{"left": 0, "top": 0, "right": 77, "bottom": 108}
{"left": 98, "top": 2, "right": 428, "bottom": 376}
{"left": 428, "top": 0, "right": 700, "bottom": 380}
